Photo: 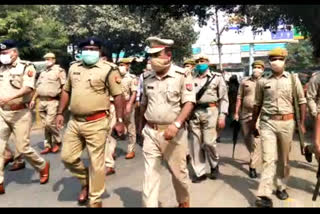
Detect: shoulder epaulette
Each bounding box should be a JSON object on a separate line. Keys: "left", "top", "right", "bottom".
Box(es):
{"left": 143, "top": 72, "right": 152, "bottom": 79}
{"left": 175, "top": 66, "right": 187, "bottom": 76}
{"left": 103, "top": 61, "right": 118, "bottom": 69}
{"left": 20, "top": 60, "right": 33, "bottom": 66}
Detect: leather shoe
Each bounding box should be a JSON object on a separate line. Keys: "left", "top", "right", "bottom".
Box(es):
{"left": 39, "top": 162, "right": 50, "bottom": 184}
{"left": 4, "top": 157, "right": 14, "bottom": 168}
{"left": 178, "top": 201, "right": 190, "bottom": 208}
{"left": 255, "top": 196, "right": 273, "bottom": 207}
{"left": 51, "top": 144, "right": 60, "bottom": 153}
{"left": 40, "top": 147, "right": 51, "bottom": 155}
{"left": 9, "top": 162, "right": 26, "bottom": 171}
{"left": 276, "top": 189, "right": 289, "bottom": 200}
{"left": 125, "top": 152, "right": 135, "bottom": 159}
{"left": 0, "top": 183, "right": 4, "bottom": 194}
{"left": 249, "top": 168, "right": 257, "bottom": 179}
{"left": 87, "top": 202, "right": 102, "bottom": 208}
{"left": 304, "top": 146, "right": 313, "bottom": 163}
{"left": 78, "top": 186, "right": 89, "bottom": 205}
{"left": 106, "top": 167, "right": 116, "bottom": 176}
{"left": 208, "top": 165, "right": 219, "bottom": 180}
{"left": 192, "top": 174, "right": 207, "bottom": 183}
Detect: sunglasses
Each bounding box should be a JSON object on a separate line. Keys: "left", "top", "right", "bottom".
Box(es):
{"left": 269, "top": 58, "right": 285, "bottom": 62}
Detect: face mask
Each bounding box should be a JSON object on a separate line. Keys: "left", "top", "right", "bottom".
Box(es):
{"left": 82, "top": 50, "right": 100, "bottom": 65}
{"left": 252, "top": 68, "right": 263, "bottom": 79}
{"left": 119, "top": 66, "right": 127, "bottom": 75}
{"left": 270, "top": 60, "right": 285, "bottom": 73}
{"left": 195, "top": 64, "right": 208, "bottom": 74}
{"left": 0, "top": 54, "right": 12, "bottom": 65}
{"left": 46, "top": 60, "right": 54, "bottom": 68}
{"left": 150, "top": 57, "right": 171, "bottom": 73}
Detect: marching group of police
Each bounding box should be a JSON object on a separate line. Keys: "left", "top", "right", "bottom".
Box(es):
{"left": 0, "top": 35, "right": 319, "bottom": 208}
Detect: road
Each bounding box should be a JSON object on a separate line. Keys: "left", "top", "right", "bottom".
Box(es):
{"left": 0, "top": 121, "right": 319, "bottom": 207}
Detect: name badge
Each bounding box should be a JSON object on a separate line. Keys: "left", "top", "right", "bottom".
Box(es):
{"left": 147, "top": 86, "right": 154, "bottom": 89}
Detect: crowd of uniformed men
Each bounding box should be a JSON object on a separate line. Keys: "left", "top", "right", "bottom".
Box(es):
{"left": 0, "top": 36, "right": 319, "bottom": 208}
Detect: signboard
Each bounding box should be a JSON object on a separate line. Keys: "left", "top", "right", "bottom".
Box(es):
{"left": 271, "top": 30, "right": 293, "bottom": 40}
{"left": 241, "top": 43, "right": 286, "bottom": 52}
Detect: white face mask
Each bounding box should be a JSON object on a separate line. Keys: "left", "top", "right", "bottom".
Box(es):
{"left": 252, "top": 68, "right": 263, "bottom": 78}
{"left": 270, "top": 60, "right": 285, "bottom": 73}
{"left": 119, "top": 66, "right": 127, "bottom": 75}
{"left": 0, "top": 54, "right": 12, "bottom": 65}
{"left": 46, "top": 60, "right": 54, "bottom": 68}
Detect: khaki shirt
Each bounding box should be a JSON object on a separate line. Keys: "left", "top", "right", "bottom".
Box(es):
{"left": 0, "top": 57, "right": 35, "bottom": 105}
{"left": 306, "top": 72, "right": 320, "bottom": 116}
{"left": 254, "top": 71, "right": 306, "bottom": 115}
{"left": 141, "top": 64, "right": 195, "bottom": 124}
{"left": 64, "top": 59, "right": 122, "bottom": 116}
{"left": 193, "top": 70, "right": 229, "bottom": 116}
{"left": 36, "top": 64, "right": 66, "bottom": 97}
{"left": 237, "top": 76, "right": 257, "bottom": 119}
{"left": 121, "top": 72, "right": 138, "bottom": 101}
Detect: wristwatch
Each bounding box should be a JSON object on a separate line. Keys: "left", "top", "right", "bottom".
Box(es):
{"left": 117, "top": 118, "right": 123, "bottom": 123}
{"left": 173, "top": 121, "right": 182, "bottom": 129}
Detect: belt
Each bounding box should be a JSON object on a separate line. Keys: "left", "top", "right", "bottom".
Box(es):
{"left": 147, "top": 121, "right": 170, "bottom": 131}
{"left": 269, "top": 113, "right": 294, "bottom": 121}
{"left": 2, "top": 103, "right": 27, "bottom": 111}
{"left": 39, "top": 96, "right": 59, "bottom": 101}
{"left": 196, "top": 102, "right": 217, "bottom": 109}
{"left": 74, "top": 111, "right": 107, "bottom": 122}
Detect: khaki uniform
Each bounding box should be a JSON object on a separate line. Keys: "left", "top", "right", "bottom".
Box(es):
{"left": 121, "top": 72, "right": 138, "bottom": 153}
{"left": 188, "top": 71, "right": 228, "bottom": 177}
{"left": 61, "top": 59, "right": 122, "bottom": 205}
{"left": 237, "top": 76, "right": 261, "bottom": 169}
{"left": 105, "top": 101, "right": 117, "bottom": 168}
{"left": 36, "top": 65, "right": 66, "bottom": 149}
{"left": 141, "top": 65, "right": 195, "bottom": 207}
{"left": 254, "top": 71, "right": 306, "bottom": 198}
{"left": 0, "top": 58, "right": 46, "bottom": 184}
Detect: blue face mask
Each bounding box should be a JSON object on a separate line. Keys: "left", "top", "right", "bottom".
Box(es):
{"left": 82, "top": 50, "right": 100, "bottom": 65}
{"left": 195, "top": 64, "right": 208, "bottom": 74}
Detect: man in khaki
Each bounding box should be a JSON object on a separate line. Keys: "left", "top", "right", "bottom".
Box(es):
{"left": 252, "top": 47, "right": 306, "bottom": 207}
{"left": 118, "top": 57, "right": 138, "bottom": 159}
{"left": 3, "top": 141, "right": 25, "bottom": 171}
{"left": 0, "top": 40, "right": 50, "bottom": 195}
{"left": 140, "top": 37, "right": 195, "bottom": 207}
{"left": 56, "top": 37, "right": 125, "bottom": 208}
{"left": 234, "top": 60, "right": 264, "bottom": 179}
{"left": 29, "top": 52, "right": 66, "bottom": 155}
{"left": 188, "top": 55, "right": 228, "bottom": 183}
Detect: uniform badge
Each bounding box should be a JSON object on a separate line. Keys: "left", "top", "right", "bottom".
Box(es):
{"left": 186, "top": 83, "right": 193, "bottom": 91}
{"left": 115, "top": 75, "right": 121, "bottom": 84}
{"left": 27, "top": 70, "right": 34, "bottom": 77}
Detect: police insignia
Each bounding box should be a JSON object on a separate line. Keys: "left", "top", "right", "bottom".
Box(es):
{"left": 186, "top": 83, "right": 193, "bottom": 91}
{"left": 115, "top": 76, "right": 121, "bottom": 84}
{"left": 27, "top": 70, "right": 34, "bottom": 77}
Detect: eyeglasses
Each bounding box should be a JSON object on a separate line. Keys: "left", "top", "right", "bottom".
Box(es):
{"left": 269, "top": 58, "right": 285, "bottom": 62}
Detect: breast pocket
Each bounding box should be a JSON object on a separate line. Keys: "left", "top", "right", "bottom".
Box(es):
{"left": 281, "top": 82, "right": 292, "bottom": 99}
{"left": 166, "top": 86, "right": 180, "bottom": 104}
{"left": 88, "top": 73, "right": 105, "bottom": 94}
{"left": 9, "top": 74, "right": 23, "bottom": 89}
{"left": 47, "top": 72, "right": 59, "bottom": 81}
{"left": 71, "top": 73, "right": 81, "bottom": 88}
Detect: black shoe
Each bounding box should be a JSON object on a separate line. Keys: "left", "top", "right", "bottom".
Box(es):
{"left": 216, "top": 137, "right": 221, "bottom": 143}
{"left": 208, "top": 165, "right": 219, "bottom": 180}
{"left": 276, "top": 189, "right": 289, "bottom": 200}
{"left": 304, "top": 146, "right": 313, "bottom": 163}
{"left": 249, "top": 168, "right": 257, "bottom": 179}
{"left": 192, "top": 174, "right": 207, "bottom": 183}
{"left": 255, "top": 196, "right": 273, "bottom": 208}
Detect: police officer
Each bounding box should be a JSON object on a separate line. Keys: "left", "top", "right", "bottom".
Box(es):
{"left": 56, "top": 37, "right": 125, "bottom": 208}
{"left": 118, "top": 57, "right": 138, "bottom": 159}
{"left": 140, "top": 37, "right": 195, "bottom": 207}
{"left": 188, "top": 54, "right": 229, "bottom": 183}
{"left": 3, "top": 141, "right": 25, "bottom": 171}
{"left": 29, "top": 52, "right": 66, "bottom": 154}
{"left": 252, "top": 47, "right": 306, "bottom": 207}
{"left": 0, "top": 40, "right": 50, "bottom": 194}
{"left": 234, "top": 60, "right": 264, "bottom": 178}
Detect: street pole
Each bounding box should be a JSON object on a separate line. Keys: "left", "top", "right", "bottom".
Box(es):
{"left": 248, "top": 43, "right": 254, "bottom": 76}
{"left": 215, "top": 8, "right": 223, "bottom": 72}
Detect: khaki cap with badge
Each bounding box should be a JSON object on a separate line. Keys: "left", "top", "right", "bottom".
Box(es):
{"left": 43, "top": 52, "right": 56, "bottom": 59}
{"left": 252, "top": 60, "right": 265, "bottom": 68}
{"left": 268, "top": 47, "right": 288, "bottom": 58}
{"left": 146, "top": 37, "right": 174, "bottom": 54}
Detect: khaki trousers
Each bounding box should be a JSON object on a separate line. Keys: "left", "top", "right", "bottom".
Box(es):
{"left": 0, "top": 108, "right": 46, "bottom": 184}
{"left": 4, "top": 143, "right": 24, "bottom": 164}
{"left": 124, "top": 108, "right": 136, "bottom": 153}
{"left": 257, "top": 117, "right": 295, "bottom": 198}
{"left": 38, "top": 99, "right": 62, "bottom": 148}
{"left": 189, "top": 107, "right": 219, "bottom": 177}
{"left": 61, "top": 116, "right": 108, "bottom": 205}
{"left": 240, "top": 118, "right": 261, "bottom": 169}
{"left": 142, "top": 125, "right": 190, "bottom": 207}
{"left": 105, "top": 104, "right": 117, "bottom": 168}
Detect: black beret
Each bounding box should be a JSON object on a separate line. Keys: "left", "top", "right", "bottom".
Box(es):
{"left": 78, "top": 37, "right": 103, "bottom": 49}
{"left": 0, "top": 40, "right": 17, "bottom": 51}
